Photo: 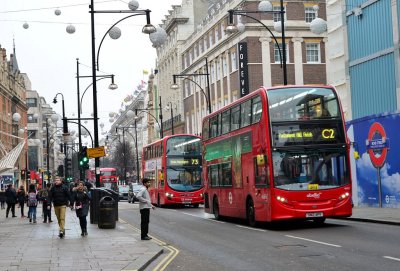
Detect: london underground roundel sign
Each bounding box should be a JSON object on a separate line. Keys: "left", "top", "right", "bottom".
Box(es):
{"left": 366, "top": 122, "right": 389, "bottom": 168}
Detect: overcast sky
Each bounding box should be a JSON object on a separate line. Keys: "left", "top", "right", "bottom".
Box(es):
{"left": 0, "top": 0, "right": 182, "bottom": 145}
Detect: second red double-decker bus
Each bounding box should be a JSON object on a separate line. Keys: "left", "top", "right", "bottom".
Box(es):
{"left": 142, "top": 134, "right": 204, "bottom": 207}
{"left": 99, "top": 167, "right": 118, "bottom": 192}
{"left": 202, "top": 85, "right": 352, "bottom": 226}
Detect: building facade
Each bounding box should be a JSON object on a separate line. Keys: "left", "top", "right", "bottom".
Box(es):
{"left": 156, "top": 0, "right": 328, "bottom": 135}
{"left": 0, "top": 45, "right": 28, "bottom": 188}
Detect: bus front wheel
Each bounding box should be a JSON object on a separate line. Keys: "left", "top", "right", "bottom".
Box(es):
{"left": 213, "top": 198, "right": 220, "bottom": 220}
{"left": 246, "top": 199, "right": 256, "bottom": 227}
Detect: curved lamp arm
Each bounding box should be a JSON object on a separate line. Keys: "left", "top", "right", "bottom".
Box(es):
{"left": 67, "top": 120, "right": 94, "bottom": 148}
{"left": 173, "top": 75, "right": 211, "bottom": 113}
{"left": 228, "top": 11, "right": 283, "bottom": 69}
{"left": 135, "top": 110, "right": 161, "bottom": 129}
{"left": 80, "top": 76, "right": 113, "bottom": 113}
{"left": 96, "top": 13, "right": 145, "bottom": 71}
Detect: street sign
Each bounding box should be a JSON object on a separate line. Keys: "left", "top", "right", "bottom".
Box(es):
{"left": 87, "top": 146, "right": 105, "bottom": 158}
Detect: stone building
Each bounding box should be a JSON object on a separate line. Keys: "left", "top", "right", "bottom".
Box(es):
{"left": 0, "top": 44, "right": 28, "bottom": 188}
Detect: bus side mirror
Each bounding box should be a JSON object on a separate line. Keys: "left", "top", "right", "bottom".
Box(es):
{"left": 256, "top": 155, "right": 267, "bottom": 166}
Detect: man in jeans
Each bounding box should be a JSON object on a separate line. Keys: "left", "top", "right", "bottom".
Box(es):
{"left": 49, "top": 177, "right": 70, "bottom": 238}
{"left": 136, "top": 178, "right": 155, "bottom": 240}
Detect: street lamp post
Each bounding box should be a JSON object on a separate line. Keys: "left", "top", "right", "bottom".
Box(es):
{"left": 171, "top": 58, "right": 211, "bottom": 114}
{"left": 52, "top": 93, "right": 68, "bottom": 135}
{"left": 227, "top": 0, "right": 287, "bottom": 85}
{"left": 76, "top": 60, "right": 117, "bottom": 182}
{"left": 52, "top": 93, "right": 69, "bottom": 180}
{"left": 166, "top": 102, "right": 174, "bottom": 135}
{"left": 45, "top": 118, "right": 50, "bottom": 187}
{"left": 134, "top": 118, "right": 139, "bottom": 182}
{"left": 115, "top": 127, "right": 128, "bottom": 184}
{"left": 89, "top": 0, "right": 156, "bottom": 187}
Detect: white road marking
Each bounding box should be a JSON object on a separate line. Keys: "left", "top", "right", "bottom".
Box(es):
{"left": 236, "top": 225, "right": 267, "bottom": 232}
{"left": 383, "top": 256, "right": 400, "bottom": 262}
{"left": 181, "top": 212, "right": 225, "bottom": 223}
{"left": 285, "top": 235, "right": 342, "bottom": 248}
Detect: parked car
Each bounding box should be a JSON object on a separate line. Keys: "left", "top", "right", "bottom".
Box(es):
{"left": 118, "top": 185, "right": 129, "bottom": 200}
{"left": 128, "top": 183, "right": 143, "bottom": 203}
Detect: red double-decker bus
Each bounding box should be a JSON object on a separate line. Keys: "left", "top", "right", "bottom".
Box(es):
{"left": 99, "top": 167, "right": 118, "bottom": 192}
{"left": 202, "top": 85, "right": 352, "bottom": 225}
{"left": 142, "top": 134, "right": 204, "bottom": 207}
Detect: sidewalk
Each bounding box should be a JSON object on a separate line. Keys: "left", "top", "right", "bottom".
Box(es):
{"left": 0, "top": 205, "right": 163, "bottom": 271}
{"left": 344, "top": 206, "right": 400, "bottom": 226}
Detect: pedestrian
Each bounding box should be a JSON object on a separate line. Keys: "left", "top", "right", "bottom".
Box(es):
{"left": 5, "top": 184, "right": 17, "bottom": 218}
{"left": 49, "top": 177, "right": 71, "bottom": 238}
{"left": 40, "top": 183, "right": 53, "bottom": 223}
{"left": 71, "top": 181, "right": 91, "bottom": 236}
{"left": 27, "top": 184, "right": 39, "bottom": 223}
{"left": 0, "top": 189, "right": 6, "bottom": 209}
{"left": 136, "top": 178, "right": 155, "bottom": 240}
{"left": 17, "top": 185, "right": 26, "bottom": 217}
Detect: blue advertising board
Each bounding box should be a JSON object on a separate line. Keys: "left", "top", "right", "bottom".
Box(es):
{"left": 347, "top": 112, "right": 400, "bottom": 208}
{"left": 0, "top": 175, "right": 14, "bottom": 190}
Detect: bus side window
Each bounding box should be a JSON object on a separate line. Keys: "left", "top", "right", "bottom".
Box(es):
{"left": 231, "top": 105, "right": 240, "bottom": 131}
{"left": 252, "top": 96, "right": 262, "bottom": 123}
{"left": 240, "top": 99, "right": 252, "bottom": 127}
{"left": 221, "top": 109, "right": 231, "bottom": 134}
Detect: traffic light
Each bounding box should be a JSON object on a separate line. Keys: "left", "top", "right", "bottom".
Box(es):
{"left": 79, "top": 147, "right": 89, "bottom": 169}
{"left": 21, "top": 169, "right": 26, "bottom": 179}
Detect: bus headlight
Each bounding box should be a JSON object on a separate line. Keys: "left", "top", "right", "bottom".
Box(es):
{"left": 200, "top": 193, "right": 204, "bottom": 199}
{"left": 276, "top": 196, "right": 288, "bottom": 203}
{"left": 339, "top": 192, "right": 350, "bottom": 200}
{"left": 165, "top": 192, "right": 174, "bottom": 199}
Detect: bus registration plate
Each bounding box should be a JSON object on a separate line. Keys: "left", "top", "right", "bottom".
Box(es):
{"left": 182, "top": 198, "right": 192, "bottom": 204}
{"left": 306, "top": 212, "right": 323, "bottom": 218}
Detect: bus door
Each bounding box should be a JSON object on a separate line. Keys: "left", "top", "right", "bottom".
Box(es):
{"left": 253, "top": 154, "right": 271, "bottom": 220}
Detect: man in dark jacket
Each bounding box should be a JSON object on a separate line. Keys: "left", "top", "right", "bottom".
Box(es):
{"left": 49, "top": 177, "right": 71, "bottom": 238}
{"left": 5, "top": 184, "right": 17, "bottom": 218}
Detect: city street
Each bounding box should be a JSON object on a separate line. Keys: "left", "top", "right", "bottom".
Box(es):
{"left": 119, "top": 202, "right": 400, "bottom": 271}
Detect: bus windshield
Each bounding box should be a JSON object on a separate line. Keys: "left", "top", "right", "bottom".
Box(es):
{"left": 272, "top": 148, "right": 349, "bottom": 190}
{"left": 267, "top": 87, "right": 341, "bottom": 121}
{"left": 101, "top": 170, "right": 117, "bottom": 176}
{"left": 166, "top": 167, "right": 202, "bottom": 192}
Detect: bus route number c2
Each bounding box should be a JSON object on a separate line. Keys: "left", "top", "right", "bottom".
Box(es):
{"left": 322, "top": 129, "right": 335, "bottom": 139}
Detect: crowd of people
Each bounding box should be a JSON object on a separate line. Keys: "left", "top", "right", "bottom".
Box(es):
{"left": 1, "top": 177, "right": 153, "bottom": 241}
{"left": 0, "top": 177, "right": 92, "bottom": 238}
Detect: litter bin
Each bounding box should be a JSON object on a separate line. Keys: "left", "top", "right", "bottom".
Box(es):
{"left": 90, "top": 188, "right": 118, "bottom": 224}
{"left": 103, "top": 188, "right": 119, "bottom": 221}
{"left": 90, "top": 188, "right": 109, "bottom": 224}
{"left": 98, "top": 196, "right": 116, "bottom": 229}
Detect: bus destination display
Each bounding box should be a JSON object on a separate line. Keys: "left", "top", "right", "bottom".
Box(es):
{"left": 272, "top": 124, "right": 344, "bottom": 147}
{"left": 167, "top": 157, "right": 200, "bottom": 166}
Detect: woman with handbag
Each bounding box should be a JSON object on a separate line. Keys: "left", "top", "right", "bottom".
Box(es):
{"left": 71, "top": 181, "right": 91, "bottom": 236}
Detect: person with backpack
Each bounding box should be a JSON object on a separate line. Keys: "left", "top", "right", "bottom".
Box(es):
{"left": 27, "top": 184, "right": 39, "bottom": 223}
{"left": 49, "top": 177, "right": 71, "bottom": 238}
{"left": 17, "top": 185, "right": 26, "bottom": 218}
{"left": 40, "top": 183, "right": 53, "bottom": 223}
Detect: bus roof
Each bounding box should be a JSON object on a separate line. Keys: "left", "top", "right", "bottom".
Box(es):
{"left": 100, "top": 168, "right": 117, "bottom": 172}
{"left": 142, "top": 134, "right": 201, "bottom": 148}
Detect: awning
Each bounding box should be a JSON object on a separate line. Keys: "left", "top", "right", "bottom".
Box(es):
{"left": 0, "top": 132, "right": 26, "bottom": 174}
